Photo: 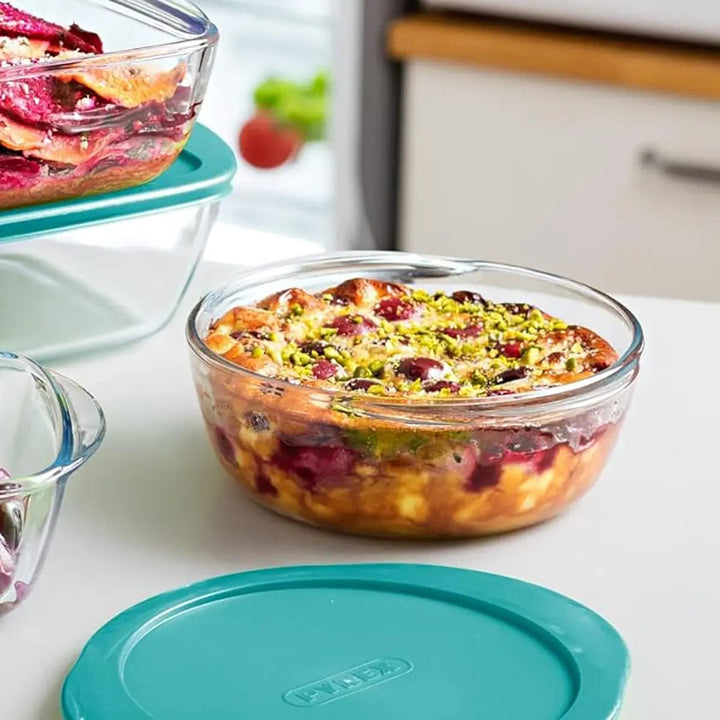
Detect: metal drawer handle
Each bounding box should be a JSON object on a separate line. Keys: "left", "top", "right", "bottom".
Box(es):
{"left": 640, "top": 148, "right": 720, "bottom": 184}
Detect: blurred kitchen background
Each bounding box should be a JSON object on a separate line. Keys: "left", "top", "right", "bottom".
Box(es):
{"left": 194, "top": 0, "right": 720, "bottom": 302}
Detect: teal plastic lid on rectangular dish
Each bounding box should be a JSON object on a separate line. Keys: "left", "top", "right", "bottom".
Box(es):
{"left": 61, "top": 564, "right": 629, "bottom": 720}
{"left": 0, "top": 124, "right": 236, "bottom": 245}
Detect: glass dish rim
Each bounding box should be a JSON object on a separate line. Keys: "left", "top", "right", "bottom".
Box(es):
{"left": 186, "top": 251, "right": 645, "bottom": 416}
{"left": 0, "top": 0, "right": 218, "bottom": 82}
{"left": 0, "top": 351, "right": 106, "bottom": 498}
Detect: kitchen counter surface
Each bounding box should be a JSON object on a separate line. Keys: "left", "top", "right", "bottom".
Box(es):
{"left": 2, "top": 260, "right": 717, "bottom": 719}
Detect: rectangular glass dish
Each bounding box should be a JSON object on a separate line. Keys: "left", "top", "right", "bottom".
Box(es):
{"left": 0, "top": 0, "right": 218, "bottom": 209}
{"left": 0, "top": 123, "right": 236, "bottom": 361}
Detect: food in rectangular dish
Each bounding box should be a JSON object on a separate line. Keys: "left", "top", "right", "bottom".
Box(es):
{"left": 0, "top": 2, "right": 214, "bottom": 208}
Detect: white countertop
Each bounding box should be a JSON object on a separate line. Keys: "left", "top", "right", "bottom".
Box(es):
{"left": 2, "top": 260, "right": 718, "bottom": 719}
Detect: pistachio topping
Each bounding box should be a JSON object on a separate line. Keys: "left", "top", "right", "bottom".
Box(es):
{"left": 205, "top": 278, "right": 618, "bottom": 398}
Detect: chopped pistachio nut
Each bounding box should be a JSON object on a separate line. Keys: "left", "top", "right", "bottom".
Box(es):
{"left": 369, "top": 359, "right": 385, "bottom": 377}
{"left": 522, "top": 346, "right": 542, "bottom": 365}
{"left": 528, "top": 309, "right": 544, "bottom": 322}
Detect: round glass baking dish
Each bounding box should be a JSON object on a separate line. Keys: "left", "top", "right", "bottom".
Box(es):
{"left": 187, "top": 252, "right": 643, "bottom": 539}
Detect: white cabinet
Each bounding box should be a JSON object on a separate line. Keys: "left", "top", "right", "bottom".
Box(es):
{"left": 399, "top": 60, "right": 720, "bottom": 302}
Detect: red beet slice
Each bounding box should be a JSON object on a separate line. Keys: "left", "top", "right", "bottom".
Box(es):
{"left": 0, "top": 153, "right": 41, "bottom": 189}
{"left": 65, "top": 23, "right": 102, "bottom": 54}
{"left": 0, "top": 3, "right": 103, "bottom": 54}
{"left": 0, "top": 75, "right": 95, "bottom": 129}
{"left": 0, "top": 153, "right": 40, "bottom": 173}
{"left": 131, "top": 92, "right": 198, "bottom": 140}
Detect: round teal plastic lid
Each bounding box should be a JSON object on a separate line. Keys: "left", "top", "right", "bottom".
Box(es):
{"left": 62, "top": 564, "right": 629, "bottom": 720}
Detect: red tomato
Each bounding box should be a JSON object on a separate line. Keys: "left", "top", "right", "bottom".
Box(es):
{"left": 238, "top": 113, "right": 302, "bottom": 169}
